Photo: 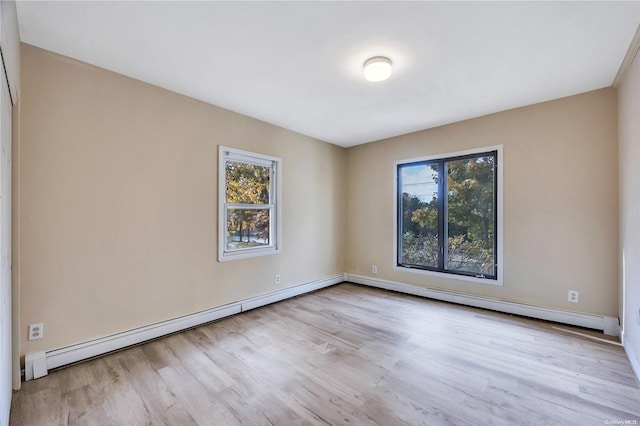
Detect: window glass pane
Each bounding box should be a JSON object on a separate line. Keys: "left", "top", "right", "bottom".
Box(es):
{"left": 399, "top": 163, "right": 439, "bottom": 268}
{"left": 225, "top": 161, "right": 270, "bottom": 205}
{"left": 446, "top": 156, "right": 495, "bottom": 276}
{"left": 226, "top": 209, "right": 271, "bottom": 250}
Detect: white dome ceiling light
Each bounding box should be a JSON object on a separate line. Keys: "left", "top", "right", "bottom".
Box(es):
{"left": 363, "top": 56, "right": 393, "bottom": 82}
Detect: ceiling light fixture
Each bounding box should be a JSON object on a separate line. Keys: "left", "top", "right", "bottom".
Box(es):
{"left": 363, "top": 56, "right": 392, "bottom": 82}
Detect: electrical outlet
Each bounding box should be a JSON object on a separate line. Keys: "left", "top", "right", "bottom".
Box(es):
{"left": 28, "top": 323, "right": 44, "bottom": 341}
{"left": 372, "top": 265, "right": 377, "bottom": 274}
{"left": 275, "top": 274, "right": 281, "bottom": 285}
{"left": 568, "top": 290, "right": 579, "bottom": 304}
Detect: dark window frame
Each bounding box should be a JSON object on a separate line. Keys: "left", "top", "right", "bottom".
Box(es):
{"left": 397, "top": 150, "right": 498, "bottom": 280}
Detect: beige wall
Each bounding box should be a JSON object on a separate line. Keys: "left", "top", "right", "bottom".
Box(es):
{"left": 18, "top": 40, "right": 623, "bottom": 361}
{"left": 18, "top": 44, "right": 346, "bottom": 355}
{"left": 618, "top": 42, "right": 640, "bottom": 366}
{"left": 346, "top": 88, "right": 619, "bottom": 317}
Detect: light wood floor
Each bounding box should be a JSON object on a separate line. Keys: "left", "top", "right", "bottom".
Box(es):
{"left": 10, "top": 283, "right": 640, "bottom": 425}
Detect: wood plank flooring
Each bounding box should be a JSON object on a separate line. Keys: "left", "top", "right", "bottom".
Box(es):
{"left": 10, "top": 283, "right": 640, "bottom": 425}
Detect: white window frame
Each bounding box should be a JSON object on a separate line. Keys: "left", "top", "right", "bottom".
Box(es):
{"left": 218, "top": 146, "right": 282, "bottom": 262}
{"left": 393, "top": 145, "right": 503, "bottom": 285}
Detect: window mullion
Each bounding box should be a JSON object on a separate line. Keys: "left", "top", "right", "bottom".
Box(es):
{"left": 270, "top": 162, "right": 276, "bottom": 245}
{"left": 493, "top": 158, "right": 499, "bottom": 277}
{"left": 397, "top": 170, "right": 403, "bottom": 265}
{"left": 437, "top": 160, "right": 445, "bottom": 271}
{"left": 226, "top": 203, "right": 274, "bottom": 210}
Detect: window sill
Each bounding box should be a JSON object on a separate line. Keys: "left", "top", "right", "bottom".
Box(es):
{"left": 218, "top": 247, "right": 281, "bottom": 262}
{"left": 393, "top": 265, "right": 503, "bottom": 286}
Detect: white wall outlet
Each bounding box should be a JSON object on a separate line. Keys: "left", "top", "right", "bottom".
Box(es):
{"left": 372, "top": 265, "right": 377, "bottom": 274}
{"left": 28, "top": 323, "right": 44, "bottom": 341}
{"left": 568, "top": 290, "right": 579, "bottom": 304}
{"left": 274, "top": 274, "right": 281, "bottom": 285}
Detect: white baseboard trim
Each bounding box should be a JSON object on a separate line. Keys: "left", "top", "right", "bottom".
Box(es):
{"left": 42, "top": 273, "right": 343, "bottom": 375}
{"left": 622, "top": 331, "right": 640, "bottom": 386}
{"left": 346, "top": 273, "right": 619, "bottom": 336}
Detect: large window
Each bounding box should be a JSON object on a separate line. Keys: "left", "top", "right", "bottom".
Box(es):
{"left": 396, "top": 148, "right": 500, "bottom": 282}
{"left": 218, "top": 146, "right": 281, "bottom": 261}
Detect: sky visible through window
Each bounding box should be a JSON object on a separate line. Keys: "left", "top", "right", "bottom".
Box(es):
{"left": 401, "top": 164, "right": 437, "bottom": 202}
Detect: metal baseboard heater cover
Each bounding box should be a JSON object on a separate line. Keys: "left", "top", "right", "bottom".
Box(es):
{"left": 26, "top": 272, "right": 622, "bottom": 382}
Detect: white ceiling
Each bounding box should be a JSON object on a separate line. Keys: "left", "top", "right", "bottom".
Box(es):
{"left": 16, "top": 1, "right": 640, "bottom": 148}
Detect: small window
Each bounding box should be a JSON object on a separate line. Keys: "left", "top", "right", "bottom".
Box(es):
{"left": 396, "top": 147, "right": 502, "bottom": 283}
{"left": 218, "top": 146, "right": 281, "bottom": 262}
